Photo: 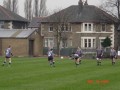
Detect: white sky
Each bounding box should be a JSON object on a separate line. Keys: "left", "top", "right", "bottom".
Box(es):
{"left": 0, "top": 0, "right": 102, "bottom": 18}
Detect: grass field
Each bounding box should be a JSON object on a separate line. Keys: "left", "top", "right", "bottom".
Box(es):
{"left": 0, "top": 57, "right": 120, "bottom": 90}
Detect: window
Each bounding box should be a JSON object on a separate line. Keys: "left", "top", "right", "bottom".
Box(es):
{"left": 101, "top": 24, "right": 106, "bottom": 32}
{"left": 81, "top": 37, "right": 96, "bottom": 48}
{"left": 100, "top": 39, "right": 104, "bottom": 48}
{"left": 88, "top": 39, "right": 91, "bottom": 47}
{"left": 44, "top": 37, "right": 54, "bottom": 47}
{"left": 85, "top": 24, "right": 87, "bottom": 31}
{"left": 49, "top": 24, "right": 53, "bottom": 32}
{"left": 83, "top": 23, "right": 93, "bottom": 32}
{"left": 61, "top": 24, "right": 64, "bottom": 31}
{"left": 0, "top": 21, "right": 4, "bottom": 28}
{"left": 84, "top": 39, "right": 87, "bottom": 47}
{"left": 60, "top": 39, "right": 72, "bottom": 48}
{"left": 60, "top": 24, "right": 72, "bottom": 32}
{"left": 88, "top": 24, "right": 92, "bottom": 31}
{"left": 60, "top": 40, "right": 67, "bottom": 48}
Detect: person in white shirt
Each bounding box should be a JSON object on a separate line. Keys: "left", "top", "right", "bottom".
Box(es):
{"left": 2, "top": 45, "right": 13, "bottom": 66}
{"left": 48, "top": 49, "right": 55, "bottom": 67}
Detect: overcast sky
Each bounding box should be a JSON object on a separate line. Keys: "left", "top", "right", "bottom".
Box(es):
{"left": 0, "top": 0, "right": 102, "bottom": 17}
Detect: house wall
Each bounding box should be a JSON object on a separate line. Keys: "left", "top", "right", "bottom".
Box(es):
{"left": 1, "top": 39, "right": 29, "bottom": 56}
{"left": 41, "top": 23, "right": 114, "bottom": 49}
{"left": 114, "top": 24, "right": 120, "bottom": 50}
{"left": 2, "top": 21, "right": 28, "bottom": 29}
{"left": 41, "top": 23, "right": 73, "bottom": 48}
{"left": 72, "top": 23, "right": 114, "bottom": 48}
{"left": 3, "top": 21, "right": 11, "bottom": 29}
{"left": 0, "top": 31, "right": 42, "bottom": 57}
{"left": 29, "top": 31, "right": 43, "bottom": 56}
{"left": 12, "top": 21, "right": 28, "bottom": 29}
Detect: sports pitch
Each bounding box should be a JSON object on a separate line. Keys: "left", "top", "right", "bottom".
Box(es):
{"left": 0, "top": 57, "right": 120, "bottom": 90}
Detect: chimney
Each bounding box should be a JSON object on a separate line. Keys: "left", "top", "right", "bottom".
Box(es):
{"left": 84, "top": 0, "right": 88, "bottom": 5}
{"left": 78, "top": 0, "right": 83, "bottom": 14}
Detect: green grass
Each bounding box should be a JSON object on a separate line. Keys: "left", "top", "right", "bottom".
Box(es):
{"left": 0, "top": 57, "right": 120, "bottom": 90}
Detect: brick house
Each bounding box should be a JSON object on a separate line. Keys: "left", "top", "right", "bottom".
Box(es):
{"left": 29, "top": 0, "right": 118, "bottom": 55}
{"left": 0, "top": 29, "right": 42, "bottom": 56}
{"left": 0, "top": 5, "right": 29, "bottom": 29}
{"left": 0, "top": 5, "right": 41, "bottom": 57}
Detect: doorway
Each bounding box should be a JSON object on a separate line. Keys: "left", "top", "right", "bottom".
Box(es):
{"left": 29, "top": 40, "right": 34, "bottom": 56}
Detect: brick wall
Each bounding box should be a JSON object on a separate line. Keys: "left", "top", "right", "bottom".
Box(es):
{"left": 0, "top": 31, "right": 43, "bottom": 57}
{"left": 41, "top": 23, "right": 113, "bottom": 49}
{"left": 2, "top": 39, "right": 28, "bottom": 56}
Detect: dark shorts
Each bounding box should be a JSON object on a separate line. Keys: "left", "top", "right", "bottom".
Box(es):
{"left": 97, "top": 55, "right": 102, "bottom": 59}
{"left": 5, "top": 56, "right": 11, "bottom": 58}
{"left": 48, "top": 56, "right": 53, "bottom": 61}
{"left": 74, "top": 56, "right": 79, "bottom": 60}
{"left": 111, "top": 56, "right": 115, "bottom": 59}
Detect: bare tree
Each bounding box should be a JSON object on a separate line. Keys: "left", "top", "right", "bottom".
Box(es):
{"left": 39, "top": 0, "right": 47, "bottom": 17}
{"left": 12, "top": 0, "right": 18, "bottom": 13}
{"left": 24, "top": 0, "right": 32, "bottom": 20}
{"left": 3, "top": 0, "right": 12, "bottom": 11}
{"left": 99, "top": 0, "right": 120, "bottom": 19}
{"left": 3, "top": 0, "right": 18, "bottom": 14}
{"left": 99, "top": 0, "right": 120, "bottom": 50}
{"left": 47, "top": 9, "right": 72, "bottom": 56}
{"left": 33, "top": 0, "right": 47, "bottom": 17}
{"left": 33, "top": 0, "right": 39, "bottom": 17}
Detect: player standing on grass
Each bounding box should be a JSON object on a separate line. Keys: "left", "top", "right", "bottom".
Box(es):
{"left": 96, "top": 47, "right": 103, "bottom": 66}
{"left": 74, "top": 47, "right": 83, "bottom": 67}
{"left": 78, "top": 47, "right": 83, "bottom": 64}
{"left": 110, "top": 47, "right": 117, "bottom": 65}
{"left": 48, "top": 48, "right": 55, "bottom": 67}
{"left": 2, "top": 45, "right": 13, "bottom": 66}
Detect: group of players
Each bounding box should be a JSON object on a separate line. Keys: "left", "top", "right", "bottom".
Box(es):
{"left": 47, "top": 47, "right": 118, "bottom": 67}
{"left": 96, "top": 47, "right": 117, "bottom": 66}
{"left": 2, "top": 45, "right": 117, "bottom": 67}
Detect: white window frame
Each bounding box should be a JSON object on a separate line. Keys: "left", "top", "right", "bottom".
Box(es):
{"left": 81, "top": 37, "right": 96, "bottom": 48}
{"left": 82, "top": 23, "right": 94, "bottom": 32}
{"left": 44, "top": 37, "right": 54, "bottom": 48}
{"left": 48, "top": 24, "right": 53, "bottom": 32}
{"left": 101, "top": 23, "right": 106, "bottom": 32}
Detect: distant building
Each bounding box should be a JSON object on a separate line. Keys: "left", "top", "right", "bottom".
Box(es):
{"left": 0, "top": 29, "right": 42, "bottom": 56}
{"left": 0, "top": 5, "right": 29, "bottom": 29}
{"left": 29, "top": 0, "right": 118, "bottom": 55}
{"left": 0, "top": 5, "right": 42, "bottom": 57}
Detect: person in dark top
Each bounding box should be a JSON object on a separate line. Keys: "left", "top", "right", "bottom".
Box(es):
{"left": 96, "top": 47, "right": 103, "bottom": 66}
{"left": 47, "top": 48, "right": 55, "bottom": 67}
{"left": 110, "top": 47, "right": 117, "bottom": 65}
{"left": 74, "top": 47, "right": 83, "bottom": 66}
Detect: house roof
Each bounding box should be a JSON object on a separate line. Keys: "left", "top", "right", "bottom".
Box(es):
{"left": 0, "top": 29, "right": 36, "bottom": 38}
{"left": 0, "top": 5, "right": 29, "bottom": 22}
{"left": 28, "top": 17, "right": 46, "bottom": 28}
{"left": 47, "top": 5, "right": 118, "bottom": 23}
{"left": 29, "top": 4, "right": 118, "bottom": 28}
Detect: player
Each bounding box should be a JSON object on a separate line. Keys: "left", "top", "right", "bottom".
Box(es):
{"left": 2, "top": 45, "right": 13, "bottom": 66}
{"left": 110, "top": 47, "right": 117, "bottom": 65}
{"left": 74, "top": 47, "right": 83, "bottom": 66}
{"left": 77, "top": 47, "right": 83, "bottom": 64}
{"left": 96, "top": 47, "right": 103, "bottom": 66}
{"left": 47, "top": 48, "right": 55, "bottom": 67}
